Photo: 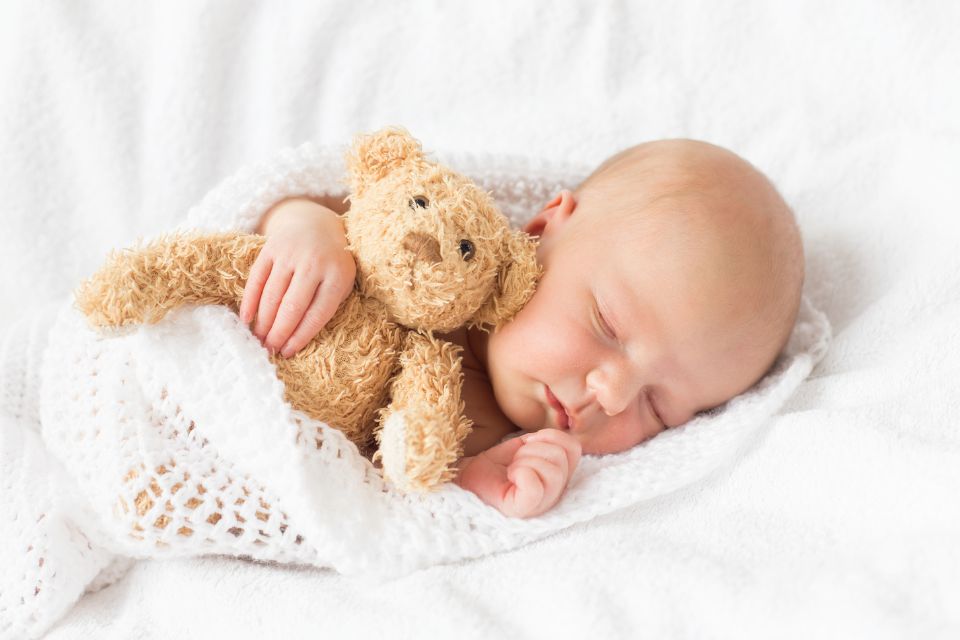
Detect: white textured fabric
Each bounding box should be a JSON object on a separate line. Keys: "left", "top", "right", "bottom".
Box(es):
{"left": 0, "top": 143, "right": 828, "bottom": 639}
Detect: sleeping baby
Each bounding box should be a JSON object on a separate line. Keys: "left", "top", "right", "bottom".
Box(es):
{"left": 239, "top": 139, "right": 804, "bottom": 519}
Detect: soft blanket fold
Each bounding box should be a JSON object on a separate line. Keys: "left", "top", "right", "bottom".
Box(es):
{"left": 0, "top": 143, "right": 830, "bottom": 640}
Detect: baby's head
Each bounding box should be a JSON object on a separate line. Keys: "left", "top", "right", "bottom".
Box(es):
{"left": 472, "top": 139, "right": 804, "bottom": 454}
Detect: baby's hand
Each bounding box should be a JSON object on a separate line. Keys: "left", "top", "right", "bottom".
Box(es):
{"left": 454, "top": 429, "right": 582, "bottom": 519}
{"left": 240, "top": 199, "right": 356, "bottom": 358}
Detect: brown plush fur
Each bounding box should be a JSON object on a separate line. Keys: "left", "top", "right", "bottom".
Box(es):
{"left": 75, "top": 127, "right": 540, "bottom": 491}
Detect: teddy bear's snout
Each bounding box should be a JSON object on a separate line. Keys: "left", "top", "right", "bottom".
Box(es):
{"left": 402, "top": 232, "right": 442, "bottom": 265}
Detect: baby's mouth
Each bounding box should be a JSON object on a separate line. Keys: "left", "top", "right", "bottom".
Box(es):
{"left": 544, "top": 385, "right": 571, "bottom": 430}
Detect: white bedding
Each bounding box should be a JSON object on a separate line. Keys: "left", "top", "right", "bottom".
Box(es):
{"left": 1, "top": 1, "right": 958, "bottom": 638}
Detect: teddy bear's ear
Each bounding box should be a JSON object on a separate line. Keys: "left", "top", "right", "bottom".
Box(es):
{"left": 345, "top": 127, "right": 425, "bottom": 197}
{"left": 470, "top": 229, "right": 541, "bottom": 331}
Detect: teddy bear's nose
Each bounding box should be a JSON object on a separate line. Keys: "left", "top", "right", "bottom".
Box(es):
{"left": 402, "top": 232, "right": 442, "bottom": 265}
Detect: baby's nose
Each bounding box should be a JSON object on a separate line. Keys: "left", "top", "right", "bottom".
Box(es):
{"left": 588, "top": 362, "right": 644, "bottom": 416}
{"left": 402, "top": 232, "right": 442, "bottom": 265}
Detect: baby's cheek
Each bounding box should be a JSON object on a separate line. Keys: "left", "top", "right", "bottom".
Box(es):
{"left": 485, "top": 346, "right": 540, "bottom": 431}
{"left": 486, "top": 303, "right": 581, "bottom": 430}
{"left": 499, "top": 315, "right": 568, "bottom": 368}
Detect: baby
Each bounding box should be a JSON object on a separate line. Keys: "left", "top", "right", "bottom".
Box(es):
{"left": 239, "top": 139, "right": 804, "bottom": 518}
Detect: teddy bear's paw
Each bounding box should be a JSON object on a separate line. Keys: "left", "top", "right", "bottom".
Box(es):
{"left": 377, "top": 407, "right": 462, "bottom": 493}
{"left": 377, "top": 410, "right": 411, "bottom": 490}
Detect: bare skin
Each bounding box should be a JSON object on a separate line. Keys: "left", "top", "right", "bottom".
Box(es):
{"left": 242, "top": 194, "right": 355, "bottom": 358}
{"left": 243, "top": 140, "right": 804, "bottom": 518}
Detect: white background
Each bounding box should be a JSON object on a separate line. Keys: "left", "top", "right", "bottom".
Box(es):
{"left": 1, "top": 1, "right": 959, "bottom": 638}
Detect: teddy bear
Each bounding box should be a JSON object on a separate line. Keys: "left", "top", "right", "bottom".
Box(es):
{"left": 75, "top": 127, "right": 540, "bottom": 492}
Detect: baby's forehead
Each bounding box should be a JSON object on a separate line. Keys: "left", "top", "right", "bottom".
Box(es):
{"left": 572, "top": 187, "right": 718, "bottom": 254}
{"left": 580, "top": 139, "right": 772, "bottom": 211}
{"left": 572, "top": 195, "right": 768, "bottom": 311}
{"left": 568, "top": 141, "right": 789, "bottom": 291}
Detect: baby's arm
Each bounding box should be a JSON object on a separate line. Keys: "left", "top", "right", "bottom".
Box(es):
{"left": 454, "top": 428, "right": 581, "bottom": 518}
{"left": 240, "top": 197, "right": 356, "bottom": 357}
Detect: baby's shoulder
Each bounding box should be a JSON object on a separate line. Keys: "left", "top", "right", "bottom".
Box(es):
{"left": 436, "top": 327, "right": 480, "bottom": 369}
{"left": 437, "top": 328, "right": 518, "bottom": 455}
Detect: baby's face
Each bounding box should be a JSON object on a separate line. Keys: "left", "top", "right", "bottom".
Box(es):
{"left": 477, "top": 182, "right": 785, "bottom": 455}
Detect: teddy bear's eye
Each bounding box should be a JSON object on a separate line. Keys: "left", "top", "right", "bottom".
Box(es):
{"left": 458, "top": 239, "right": 476, "bottom": 261}
{"left": 410, "top": 196, "right": 429, "bottom": 209}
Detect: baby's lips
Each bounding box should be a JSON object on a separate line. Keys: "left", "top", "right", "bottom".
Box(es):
{"left": 544, "top": 385, "right": 571, "bottom": 429}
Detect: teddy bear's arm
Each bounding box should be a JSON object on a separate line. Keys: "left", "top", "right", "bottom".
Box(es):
{"left": 76, "top": 233, "right": 265, "bottom": 328}
{"left": 375, "top": 331, "right": 472, "bottom": 492}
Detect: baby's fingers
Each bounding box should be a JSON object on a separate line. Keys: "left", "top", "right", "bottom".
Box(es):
{"left": 264, "top": 270, "right": 321, "bottom": 354}
{"left": 503, "top": 466, "right": 544, "bottom": 518}
{"left": 524, "top": 429, "right": 582, "bottom": 476}
{"left": 279, "top": 279, "right": 348, "bottom": 357}
{"left": 239, "top": 254, "right": 273, "bottom": 324}
{"left": 514, "top": 440, "right": 569, "bottom": 477}
{"left": 506, "top": 456, "right": 565, "bottom": 518}
{"left": 253, "top": 267, "right": 293, "bottom": 345}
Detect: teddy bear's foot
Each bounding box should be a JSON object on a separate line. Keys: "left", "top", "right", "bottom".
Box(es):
{"left": 378, "top": 406, "right": 468, "bottom": 492}
{"left": 375, "top": 332, "right": 472, "bottom": 492}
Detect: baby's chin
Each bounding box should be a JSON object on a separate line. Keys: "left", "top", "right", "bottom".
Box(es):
{"left": 498, "top": 394, "right": 548, "bottom": 434}
{"left": 504, "top": 410, "right": 541, "bottom": 435}
{"left": 485, "top": 375, "right": 543, "bottom": 431}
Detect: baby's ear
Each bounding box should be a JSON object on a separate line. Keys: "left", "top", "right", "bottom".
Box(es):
{"left": 470, "top": 229, "right": 541, "bottom": 330}
{"left": 345, "top": 127, "right": 425, "bottom": 196}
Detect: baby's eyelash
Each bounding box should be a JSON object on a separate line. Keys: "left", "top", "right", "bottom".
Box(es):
{"left": 646, "top": 391, "right": 665, "bottom": 426}
{"left": 595, "top": 306, "right": 616, "bottom": 340}
{"left": 652, "top": 404, "right": 664, "bottom": 425}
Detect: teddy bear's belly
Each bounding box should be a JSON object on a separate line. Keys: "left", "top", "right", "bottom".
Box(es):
{"left": 271, "top": 295, "right": 405, "bottom": 453}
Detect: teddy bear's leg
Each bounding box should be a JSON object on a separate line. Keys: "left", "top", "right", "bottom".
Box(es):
{"left": 272, "top": 295, "right": 405, "bottom": 455}
{"left": 375, "top": 331, "right": 472, "bottom": 492}
{"left": 76, "top": 233, "right": 265, "bottom": 327}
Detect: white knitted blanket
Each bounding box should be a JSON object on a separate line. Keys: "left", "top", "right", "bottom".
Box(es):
{"left": 0, "top": 144, "right": 830, "bottom": 639}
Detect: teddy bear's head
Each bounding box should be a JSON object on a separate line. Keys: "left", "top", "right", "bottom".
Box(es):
{"left": 343, "top": 128, "right": 540, "bottom": 333}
